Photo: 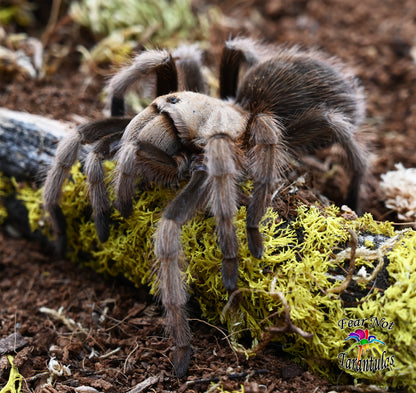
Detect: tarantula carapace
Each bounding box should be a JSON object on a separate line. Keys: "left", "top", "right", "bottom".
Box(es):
{"left": 43, "top": 38, "right": 367, "bottom": 377}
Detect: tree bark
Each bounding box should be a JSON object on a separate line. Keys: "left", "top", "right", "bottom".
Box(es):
{"left": 0, "top": 107, "right": 72, "bottom": 181}
{"left": 0, "top": 108, "right": 74, "bottom": 241}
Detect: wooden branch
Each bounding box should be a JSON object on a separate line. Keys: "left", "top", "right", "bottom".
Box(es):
{"left": 0, "top": 107, "right": 73, "bottom": 181}
{"left": 0, "top": 108, "right": 76, "bottom": 240}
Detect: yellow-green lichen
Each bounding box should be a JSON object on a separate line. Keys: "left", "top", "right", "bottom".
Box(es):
{"left": 2, "top": 162, "right": 416, "bottom": 392}
{"left": 0, "top": 174, "right": 11, "bottom": 224}
{"left": 0, "top": 356, "right": 23, "bottom": 393}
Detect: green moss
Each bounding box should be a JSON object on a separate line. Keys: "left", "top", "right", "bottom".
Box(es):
{"left": 2, "top": 162, "right": 416, "bottom": 392}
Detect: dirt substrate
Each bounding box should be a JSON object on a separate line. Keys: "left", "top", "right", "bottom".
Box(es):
{"left": 0, "top": 230, "right": 342, "bottom": 393}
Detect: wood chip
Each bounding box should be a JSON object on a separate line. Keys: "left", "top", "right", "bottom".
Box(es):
{"left": 126, "top": 376, "right": 160, "bottom": 393}
{"left": 0, "top": 333, "right": 27, "bottom": 355}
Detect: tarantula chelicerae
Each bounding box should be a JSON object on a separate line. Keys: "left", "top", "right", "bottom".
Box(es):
{"left": 43, "top": 38, "right": 367, "bottom": 377}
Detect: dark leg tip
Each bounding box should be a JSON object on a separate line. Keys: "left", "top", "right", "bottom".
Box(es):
{"left": 345, "top": 181, "right": 363, "bottom": 214}
{"left": 114, "top": 200, "right": 133, "bottom": 219}
{"left": 55, "top": 235, "right": 67, "bottom": 259}
{"left": 173, "top": 345, "right": 191, "bottom": 378}
{"left": 95, "top": 211, "right": 111, "bottom": 243}
{"left": 49, "top": 204, "right": 67, "bottom": 258}
{"left": 247, "top": 227, "right": 263, "bottom": 259}
{"left": 345, "top": 194, "right": 364, "bottom": 216}
{"left": 221, "top": 258, "right": 239, "bottom": 291}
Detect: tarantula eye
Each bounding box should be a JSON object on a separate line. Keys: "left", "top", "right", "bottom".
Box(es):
{"left": 166, "top": 95, "right": 181, "bottom": 104}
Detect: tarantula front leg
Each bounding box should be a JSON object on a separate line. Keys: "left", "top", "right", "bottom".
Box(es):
{"left": 108, "top": 50, "right": 178, "bottom": 109}
{"left": 246, "top": 114, "right": 287, "bottom": 259}
{"left": 108, "top": 45, "right": 207, "bottom": 116}
{"left": 84, "top": 130, "right": 125, "bottom": 242}
{"left": 115, "top": 142, "right": 189, "bottom": 218}
{"left": 172, "top": 44, "right": 207, "bottom": 93}
{"left": 154, "top": 163, "right": 208, "bottom": 377}
{"left": 204, "top": 134, "right": 242, "bottom": 291}
{"left": 43, "top": 117, "right": 131, "bottom": 256}
{"left": 219, "top": 38, "right": 264, "bottom": 99}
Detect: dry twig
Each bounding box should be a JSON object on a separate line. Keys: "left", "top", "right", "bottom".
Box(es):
{"left": 328, "top": 229, "right": 358, "bottom": 294}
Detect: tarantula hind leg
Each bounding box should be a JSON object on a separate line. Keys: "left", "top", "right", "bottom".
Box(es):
{"left": 286, "top": 108, "right": 367, "bottom": 212}
{"left": 154, "top": 164, "right": 208, "bottom": 377}
{"left": 328, "top": 111, "right": 367, "bottom": 212}
{"left": 246, "top": 114, "right": 286, "bottom": 259}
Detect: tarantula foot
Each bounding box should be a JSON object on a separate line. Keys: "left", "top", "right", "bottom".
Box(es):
{"left": 114, "top": 200, "right": 133, "bottom": 219}
{"left": 55, "top": 235, "right": 67, "bottom": 260}
{"left": 221, "top": 257, "right": 239, "bottom": 291}
{"left": 48, "top": 204, "right": 68, "bottom": 258}
{"left": 247, "top": 227, "right": 263, "bottom": 259}
{"left": 94, "top": 210, "right": 111, "bottom": 243}
{"left": 173, "top": 344, "right": 191, "bottom": 378}
{"left": 344, "top": 190, "right": 361, "bottom": 215}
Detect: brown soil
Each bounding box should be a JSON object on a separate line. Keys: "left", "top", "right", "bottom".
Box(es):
{"left": 1, "top": 0, "right": 416, "bottom": 392}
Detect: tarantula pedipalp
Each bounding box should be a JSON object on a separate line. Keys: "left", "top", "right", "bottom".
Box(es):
{"left": 43, "top": 38, "right": 367, "bottom": 377}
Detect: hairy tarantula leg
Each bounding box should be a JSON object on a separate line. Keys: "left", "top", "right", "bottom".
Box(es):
{"left": 107, "top": 49, "right": 178, "bottom": 111}
{"left": 43, "top": 130, "right": 83, "bottom": 257}
{"left": 246, "top": 114, "right": 287, "bottom": 259}
{"left": 113, "top": 106, "right": 159, "bottom": 217}
{"left": 43, "top": 118, "right": 131, "bottom": 256}
{"left": 109, "top": 45, "right": 207, "bottom": 115}
{"left": 111, "top": 96, "right": 125, "bottom": 117}
{"left": 205, "top": 134, "right": 241, "bottom": 291}
{"left": 135, "top": 142, "right": 189, "bottom": 184}
{"left": 325, "top": 111, "right": 367, "bottom": 212}
{"left": 154, "top": 165, "right": 208, "bottom": 378}
{"left": 219, "top": 38, "right": 263, "bottom": 99}
{"left": 84, "top": 131, "right": 124, "bottom": 243}
{"left": 285, "top": 108, "right": 367, "bottom": 212}
{"left": 172, "top": 44, "right": 207, "bottom": 93}
{"left": 78, "top": 117, "right": 133, "bottom": 144}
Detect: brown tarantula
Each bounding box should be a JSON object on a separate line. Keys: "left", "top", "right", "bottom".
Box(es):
{"left": 43, "top": 38, "right": 367, "bottom": 377}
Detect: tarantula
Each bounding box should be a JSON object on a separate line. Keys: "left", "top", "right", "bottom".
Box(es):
{"left": 43, "top": 38, "right": 367, "bottom": 377}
